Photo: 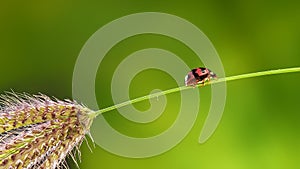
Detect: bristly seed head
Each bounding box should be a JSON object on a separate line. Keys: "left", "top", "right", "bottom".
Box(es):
{"left": 0, "top": 92, "right": 95, "bottom": 169}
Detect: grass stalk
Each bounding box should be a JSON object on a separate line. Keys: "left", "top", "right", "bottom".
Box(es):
{"left": 93, "top": 67, "right": 300, "bottom": 117}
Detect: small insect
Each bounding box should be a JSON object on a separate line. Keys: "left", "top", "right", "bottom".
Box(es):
{"left": 185, "top": 67, "right": 217, "bottom": 86}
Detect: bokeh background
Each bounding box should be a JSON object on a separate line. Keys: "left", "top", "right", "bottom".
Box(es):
{"left": 1, "top": 1, "right": 300, "bottom": 169}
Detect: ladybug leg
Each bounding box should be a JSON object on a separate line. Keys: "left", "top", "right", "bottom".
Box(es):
{"left": 201, "top": 78, "right": 210, "bottom": 86}
{"left": 199, "top": 81, "right": 205, "bottom": 87}
{"left": 205, "top": 77, "right": 210, "bottom": 82}
{"left": 192, "top": 82, "right": 198, "bottom": 88}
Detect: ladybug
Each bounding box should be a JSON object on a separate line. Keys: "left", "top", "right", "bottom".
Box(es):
{"left": 185, "top": 67, "right": 217, "bottom": 86}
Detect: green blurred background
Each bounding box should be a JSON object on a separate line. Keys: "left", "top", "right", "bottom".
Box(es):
{"left": 1, "top": 1, "right": 300, "bottom": 169}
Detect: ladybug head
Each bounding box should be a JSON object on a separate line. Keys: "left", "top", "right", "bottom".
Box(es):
{"left": 208, "top": 69, "right": 217, "bottom": 79}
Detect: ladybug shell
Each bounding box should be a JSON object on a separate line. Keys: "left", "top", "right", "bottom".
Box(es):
{"left": 185, "top": 67, "right": 217, "bottom": 86}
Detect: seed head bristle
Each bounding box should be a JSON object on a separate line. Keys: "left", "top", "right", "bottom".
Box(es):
{"left": 0, "top": 92, "right": 95, "bottom": 169}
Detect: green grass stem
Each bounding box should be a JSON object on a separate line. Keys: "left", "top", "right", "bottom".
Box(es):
{"left": 92, "top": 67, "right": 300, "bottom": 117}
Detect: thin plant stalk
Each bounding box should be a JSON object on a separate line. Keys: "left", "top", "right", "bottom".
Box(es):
{"left": 92, "top": 67, "right": 300, "bottom": 117}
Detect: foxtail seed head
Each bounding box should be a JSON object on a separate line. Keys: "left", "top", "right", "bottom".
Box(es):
{"left": 0, "top": 92, "right": 95, "bottom": 169}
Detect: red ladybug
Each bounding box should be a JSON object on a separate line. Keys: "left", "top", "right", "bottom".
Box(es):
{"left": 185, "top": 67, "right": 217, "bottom": 86}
